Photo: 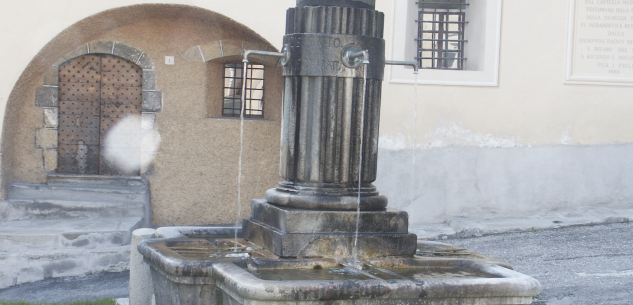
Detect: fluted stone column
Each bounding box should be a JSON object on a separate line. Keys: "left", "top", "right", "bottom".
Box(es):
{"left": 243, "top": 0, "right": 417, "bottom": 258}
{"left": 266, "top": 0, "right": 388, "bottom": 211}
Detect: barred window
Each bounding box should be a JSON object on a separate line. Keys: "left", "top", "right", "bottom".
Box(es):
{"left": 416, "top": 0, "right": 468, "bottom": 70}
{"left": 222, "top": 63, "right": 265, "bottom": 117}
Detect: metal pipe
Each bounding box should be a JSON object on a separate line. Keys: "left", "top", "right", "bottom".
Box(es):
{"left": 385, "top": 60, "right": 419, "bottom": 74}
{"left": 349, "top": 50, "right": 370, "bottom": 64}
{"left": 243, "top": 45, "right": 290, "bottom": 65}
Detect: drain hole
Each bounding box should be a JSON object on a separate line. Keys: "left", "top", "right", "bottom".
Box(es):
{"left": 313, "top": 265, "right": 323, "bottom": 270}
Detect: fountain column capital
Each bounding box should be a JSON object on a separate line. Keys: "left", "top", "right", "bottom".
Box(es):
{"left": 296, "top": 0, "right": 375, "bottom": 9}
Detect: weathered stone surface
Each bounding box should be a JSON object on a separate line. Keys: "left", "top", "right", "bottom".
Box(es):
{"left": 184, "top": 46, "right": 205, "bottom": 62}
{"left": 42, "top": 66, "right": 59, "bottom": 86}
{"left": 142, "top": 70, "right": 156, "bottom": 90}
{"left": 35, "top": 128, "right": 57, "bottom": 149}
{"left": 130, "top": 229, "right": 156, "bottom": 305}
{"left": 35, "top": 87, "right": 58, "bottom": 107}
{"left": 243, "top": 218, "right": 417, "bottom": 257}
{"left": 53, "top": 58, "right": 67, "bottom": 67}
{"left": 113, "top": 42, "right": 143, "bottom": 63}
{"left": 136, "top": 53, "right": 155, "bottom": 70}
{"left": 142, "top": 91, "right": 162, "bottom": 112}
{"left": 200, "top": 41, "right": 223, "bottom": 61}
{"left": 249, "top": 199, "right": 408, "bottom": 234}
{"left": 213, "top": 260, "right": 539, "bottom": 304}
{"left": 88, "top": 40, "right": 114, "bottom": 54}
{"left": 63, "top": 44, "right": 89, "bottom": 61}
{"left": 43, "top": 108, "right": 58, "bottom": 128}
{"left": 220, "top": 40, "right": 243, "bottom": 58}
{"left": 150, "top": 267, "right": 218, "bottom": 305}
{"left": 188, "top": 40, "right": 280, "bottom": 66}
{"left": 242, "top": 41, "right": 268, "bottom": 53}
{"left": 42, "top": 149, "right": 57, "bottom": 172}
{"left": 139, "top": 233, "right": 541, "bottom": 305}
{"left": 244, "top": 200, "right": 417, "bottom": 258}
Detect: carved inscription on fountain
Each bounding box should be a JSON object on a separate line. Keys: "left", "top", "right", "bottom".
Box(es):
{"left": 567, "top": 0, "right": 633, "bottom": 84}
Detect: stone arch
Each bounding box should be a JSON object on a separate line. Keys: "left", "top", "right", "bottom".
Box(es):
{"left": 185, "top": 40, "right": 281, "bottom": 66}
{"left": 1, "top": 3, "right": 283, "bottom": 225}
{"left": 34, "top": 40, "right": 162, "bottom": 175}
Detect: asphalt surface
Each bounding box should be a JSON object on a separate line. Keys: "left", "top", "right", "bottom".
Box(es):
{"left": 450, "top": 222, "right": 633, "bottom": 305}
{"left": 0, "top": 271, "right": 129, "bottom": 303}
{"left": 0, "top": 222, "right": 631, "bottom": 304}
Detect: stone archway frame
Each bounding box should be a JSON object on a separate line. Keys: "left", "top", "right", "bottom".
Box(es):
{"left": 184, "top": 40, "right": 280, "bottom": 65}
{"left": 34, "top": 40, "right": 162, "bottom": 175}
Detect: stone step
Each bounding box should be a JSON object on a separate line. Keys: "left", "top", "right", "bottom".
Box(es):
{"left": 0, "top": 217, "right": 143, "bottom": 251}
{"left": 0, "top": 245, "right": 131, "bottom": 289}
{"left": 8, "top": 183, "right": 148, "bottom": 204}
{"left": 1, "top": 199, "right": 145, "bottom": 221}
{"left": 47, "top": 174, "right": 146, "bottom": 187}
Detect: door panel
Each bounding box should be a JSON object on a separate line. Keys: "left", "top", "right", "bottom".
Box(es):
{"left": 99, "top": 55, "right": 142, "bottom": 176}
{"left": 57, "top": 54, "right": 142, "bottom": 176}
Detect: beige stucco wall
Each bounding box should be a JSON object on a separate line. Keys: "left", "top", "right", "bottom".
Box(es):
{"left": 1, "top": 4, "right": 283, "bottom": 226}
{"left": 0, "top": 0, "right": 293, "bottom": 142}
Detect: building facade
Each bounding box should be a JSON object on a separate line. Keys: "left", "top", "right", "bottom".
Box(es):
{"left": 1, "top": 0, "right": 632, "bottom": 227}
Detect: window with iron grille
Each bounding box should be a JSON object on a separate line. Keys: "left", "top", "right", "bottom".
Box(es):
{"left": 222, "top": 63, "right": 265, "bottom": 117}
{"left": 416, "top": 0, "right": 468, "bottom": 70}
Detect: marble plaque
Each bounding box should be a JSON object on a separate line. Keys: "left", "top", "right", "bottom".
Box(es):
{"left": 566, "top": 0, "right": 633, "bottom": 85}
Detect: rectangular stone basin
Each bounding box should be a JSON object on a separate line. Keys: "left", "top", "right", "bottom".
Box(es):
{"left": 139, "top": 229, "right": 540, "bottom": 305}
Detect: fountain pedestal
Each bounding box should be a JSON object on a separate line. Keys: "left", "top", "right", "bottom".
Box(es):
{"left": 243, "top": 199, "right": 417, "bottom": 257}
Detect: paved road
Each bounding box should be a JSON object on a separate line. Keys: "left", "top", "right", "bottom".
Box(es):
{"left": 0, "top": 271, "right": 129, "bottom": 303}
{"left": 0, "top": 222, "right": 631, "bottom": 304}
{"left": 449, "top": 222, "right": 633, "bottom": 305}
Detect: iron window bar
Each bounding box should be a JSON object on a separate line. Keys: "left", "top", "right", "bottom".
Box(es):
{"left": 416, "top": 2, "right": 469, "bottom": 5}
{"left": 223, "top": 63, "right": 265, "bottom": 118}
{"left": 416, "top": 0, "right": 468, "bottom": 70}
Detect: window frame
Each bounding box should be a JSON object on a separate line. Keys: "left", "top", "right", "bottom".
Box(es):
{"left": 387, "top": 0, "right": 502, "bottom": 86}
{"left": 222, "top": 62, "right": 265, "bottom": 118}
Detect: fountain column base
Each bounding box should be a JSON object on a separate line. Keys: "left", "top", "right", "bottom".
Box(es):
{"left": 242, "top": 199, "right": 417, "bottom": 257}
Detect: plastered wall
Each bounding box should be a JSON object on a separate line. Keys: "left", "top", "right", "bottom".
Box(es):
{"left": 1, "top": 4, "right": 283, "bottom": 226}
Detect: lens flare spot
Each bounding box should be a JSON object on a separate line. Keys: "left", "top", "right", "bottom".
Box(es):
{"left": 102, "top": 115, "right": 160, "bottom": 173}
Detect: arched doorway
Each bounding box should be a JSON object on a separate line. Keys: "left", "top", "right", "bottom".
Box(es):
{"left": 57, "top": 54, "right": 143, "bottom": 175}
{"left": 32, "top": 40, "right": 162, "bottom": 177}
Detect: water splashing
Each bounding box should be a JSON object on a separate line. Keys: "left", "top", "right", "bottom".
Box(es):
{"left": 234, "top": 61, "right": 249, "bottom": 251}
{"left": 353, "top": 54, "right": 370, "bottom": 267}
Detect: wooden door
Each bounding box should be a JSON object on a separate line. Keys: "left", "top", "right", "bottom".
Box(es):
{"left": 57, "top": 54, "right": 142, "bottom": 175}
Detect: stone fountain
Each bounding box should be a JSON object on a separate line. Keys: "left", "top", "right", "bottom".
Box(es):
{"left": 138, "top": 0, "right": 541, "bottom": 304}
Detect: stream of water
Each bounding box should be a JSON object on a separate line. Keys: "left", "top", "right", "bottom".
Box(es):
{"left": 411, "top": 74, "right": 418, "bottom": 206}
{"left": 352, "top": 57, "right": 370, "bottom": 267}
{"left": 234, "top": 61, "right": 249, "bottom": 249}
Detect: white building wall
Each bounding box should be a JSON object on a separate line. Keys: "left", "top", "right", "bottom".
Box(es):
{"left": 376, "top": 0, "right": 633, "bottom": 224}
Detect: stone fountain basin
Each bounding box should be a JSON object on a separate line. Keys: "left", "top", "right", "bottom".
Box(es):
{"left": 138, "top": 227, "right": 541, "bottom": 305}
